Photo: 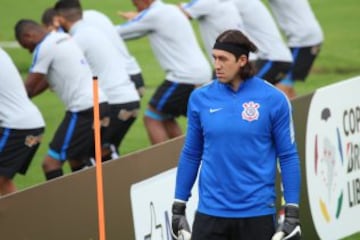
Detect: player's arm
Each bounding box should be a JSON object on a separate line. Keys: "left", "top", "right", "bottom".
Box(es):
{"left": 273, "top": 97, "right": 300, "bottom": 204}
{"left": 178, "top": 3, "right": 192, "bottom": 19}
{"left": 271, "top": 95, "right": 301, "bottom": 240}
{"left": 116, "top": 9, "right": 154, "bottom": 40}
{"left": 26, "top": 39, "right": 52, "bottom": 98}
{"left": 178, "top": 0, "right": 213, "bottom": 20}
{"left": 117, "top": 11, "right": 139, "bottom": 20}
{"left": 172, "top": 92, "right": 202, "bottom": 239}
{"left": 25, "top": 72, "right": 49, "bottom": 98}
{"left": 174, "top": 93, "right": 203, "bottom": 201}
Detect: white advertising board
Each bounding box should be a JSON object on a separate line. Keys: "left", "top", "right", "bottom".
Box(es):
{"left": 306, "top": 76, "right": 360, "bottom": 239}
{"left": 130, "top": 168, "right": 199, "bottom": 240}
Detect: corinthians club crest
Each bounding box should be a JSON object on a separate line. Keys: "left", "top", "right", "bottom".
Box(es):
{"left": 242, "top": 101, "right": 260, "bottom": 122}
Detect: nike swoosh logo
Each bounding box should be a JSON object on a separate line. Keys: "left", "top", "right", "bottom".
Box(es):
{"left": 209, "top": 108, "right": 223, "bottom": 113}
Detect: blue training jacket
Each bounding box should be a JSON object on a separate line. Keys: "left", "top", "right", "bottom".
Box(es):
{"left": 175, "top": 77, "right": 301, "bottom": 218}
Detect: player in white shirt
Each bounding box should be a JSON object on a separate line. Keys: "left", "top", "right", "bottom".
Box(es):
{"left": 42, "top": 7, "right": 146, "bottom": 98}
{"left": 233, "top": 0, "right": 293, "bottom": 85}
{"left": 179, "top": 0, "right": 244, "bottom": 63}
{"left": 268, "top": 0, "right": 324, "bottom": 99}
{"left": 117, "top": 0, "right": 212, "bottom": 144}
{"left": 83, "top": 10, "right": 146, "bottom": 97}
{"left": 54, "top": 0, "right": 141, "bottom": 161}
{"left": 0, "top": 47, "right": 45, "bottom": 195}
{"left": 15, "top": 19, "right": 109, "bottom": 180}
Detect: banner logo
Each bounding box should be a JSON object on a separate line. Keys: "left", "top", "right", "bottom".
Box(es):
{"left": 313, "top": 108, "right": 344, "bottom": 223}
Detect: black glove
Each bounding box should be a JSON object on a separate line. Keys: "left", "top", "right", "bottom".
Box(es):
{"left": 272, "top": 205, "right": 301, "bottom": 240}
{"left": 171, "top": 201, "right": 191, "bottom": 240}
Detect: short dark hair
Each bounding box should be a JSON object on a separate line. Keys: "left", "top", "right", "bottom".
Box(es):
{"left": 14, "top": 19, "right": 41, "bottom": 41}
{"left": 215, "top": 29, "right": 258, "bottom": 80}
{"left": 42, "top": 8, "right": 57, "bottom": 26}
{"left": 54, "top": 0, "right": 81, "bottom": 10}
{"left": 54, "top": 0, "right": 82, "bottom": 21}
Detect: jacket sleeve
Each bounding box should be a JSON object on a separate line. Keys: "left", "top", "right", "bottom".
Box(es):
{"left": 174, "top": 92, "right": 203, "bottom": 201}
{"left": 272, "top": 95, "right": 301, "bottom": 204}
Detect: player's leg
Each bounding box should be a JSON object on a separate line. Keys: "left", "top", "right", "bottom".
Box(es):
{"left": 164, "top": 118, "right": 183, "bottom": 139}
{"left": 290, "top": 45, "right": 321, "bottom": 80}
{"left": 144, "top": 80, "right": 177, "bottom": 144}
{"left": 68, "top": 158, "right": 90, "bottom": 172}
{"left": 276, "top": 44, "right": 322, "bottom": 99}
{"left": 43, "top": 111, "right": 75, "bottom": 180}
{"left": 145, "top": 80, "right": 195, "bottom": 144}
{"left": 239, "top": 215, "right": 275, "bottom": 240}
{"left": 144, "top": 107, "right": 172, "bottom": 144}
{"left": 158, "top": 81, "right": 195, "bottom": 140}
{"left": 44, "top": 108, "right": 95, "bottom": 179}
{"left": 275, "top": 78, "right": 296, "bottom": 99}
{"left": 0, "top": 127, "right": 44, "bottom": 193}
{"left": 42, "top": 155, "right": 64, "bottom": 180}
{"left": 255, "top": 59, "right": 292, "bottom": 85}
{"left": 68, "top": 106, "right": 108, "bottom": 170}
{"left": 101, "top": 101, "right": 140, "bottom": 161}
{"left": 0, "top": 177, "right": 16, "bottom": 195}
{"left": 191, "top": 212, "right": 229, "bottom": 240}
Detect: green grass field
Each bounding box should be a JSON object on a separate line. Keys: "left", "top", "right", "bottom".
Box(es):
{"left": 1, "top": 0, "right": 360, "bottom": 239}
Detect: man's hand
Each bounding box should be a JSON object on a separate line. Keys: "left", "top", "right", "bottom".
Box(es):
{"left": 171, "top": 201, "right": 191, "bottom": 240}
{"left": 272, "top": 205, "right": 301, "bottom": 240}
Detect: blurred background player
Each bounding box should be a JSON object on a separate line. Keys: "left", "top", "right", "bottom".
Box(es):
{"left": 54, "top": 0, "right": 141, "bottom": 161}
{"left": 15, "top": 19, "right": 109, "bottom": 180}
{"left": 0, "top": 47, "right": 45, "bottom": 195}
{"left": 178, "top": 0, "right": 244, "bottom": 75}
{"left": 233, "top": 0, "right": 293, "bottom": 86}
{"left": 42, "top": 7, "right": 145, "bottom": 98}
{"left": 268, "top": 0, "right": 324, "bottom": 99}
{"left": 116, "top": 0, "right": 211, "bottom": 145}
{"left": 83, "top": 9, "right": 146, "bottom": 98}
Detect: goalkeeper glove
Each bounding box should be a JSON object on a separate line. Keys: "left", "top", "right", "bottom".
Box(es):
{"left": 171, "top": 201, "right": 191, "bottom": 240}
{"left": 272, "top": 205, "right": 301, "bottom": 240}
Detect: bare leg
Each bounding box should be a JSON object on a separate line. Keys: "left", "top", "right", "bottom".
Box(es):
{"left": 42, "top": 155, "right": 62, "bottom": 172}
{"left": 144, "top": 115, "right": 169, "bottom": 144}
{"left": 0, "top": 177, "right": 16, "bottom": 196}
{"left": 42, "top": 155, "right": 63, "bottom": 180}
{"left": 68, "top": 159, "right": 88, "bottom": 172}
{"left": 275, "top": 83, "right": 297, "bottom": 100}
{"left": 164, "top": 118, "right": 183, "bottom": 139}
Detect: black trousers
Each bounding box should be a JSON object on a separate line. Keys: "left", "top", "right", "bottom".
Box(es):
{"left": 191, "top": 211, "right": 276, "bottom": 240}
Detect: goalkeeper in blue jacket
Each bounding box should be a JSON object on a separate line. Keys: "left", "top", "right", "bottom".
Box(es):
{"left": 171, "top": 29, "right": 301, "bottom": 240}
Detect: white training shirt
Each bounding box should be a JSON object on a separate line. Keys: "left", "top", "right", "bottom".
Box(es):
{"left": 69, "top": 20, "right": 139, "bottom": 104}
{"left": 0, "top": 48, "right": 45, "bottom": 129}
{"left": 233, "top": 0, "right": 293, "bottom": 62}
{"left": 83, "top": 10, "right": 142, "bottom": 75}
{"left": 181, "top": 0, "right": 244, "bottom": 61}
{"left": 117, "top": 0, "right": 211, "bottom": 85}
{"left": 268, "top": 0, "right": 324, "bottom": 47}
{"left": 30, "top": 32, "right": 107, "bottom": 111}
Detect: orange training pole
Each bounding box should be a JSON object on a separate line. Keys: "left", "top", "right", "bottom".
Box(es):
{"left": 92, "top": 76, "right": 106, "bottom": 240}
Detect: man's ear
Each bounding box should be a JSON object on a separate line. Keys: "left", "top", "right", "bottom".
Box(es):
{"left": 238, "top": 55, "right": 248, "bottom": 67}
